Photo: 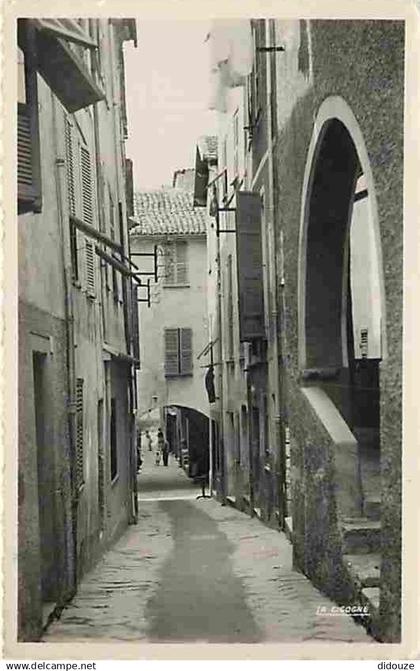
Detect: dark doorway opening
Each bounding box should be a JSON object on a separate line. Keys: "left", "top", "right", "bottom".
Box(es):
{"left": 304, "top": 119, "right": 382, "bottom": 514}
{"left": 33, "top": 351, "right": 58, "bottom": 605}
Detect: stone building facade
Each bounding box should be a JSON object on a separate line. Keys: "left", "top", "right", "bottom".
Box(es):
{"left": 130, "top": 184, "right": 210, "bottom": 475}
{"left": 17, "top": 18, "right": 138, "bottom": 640}
{"left": 200, "top": 19, "right": 403, "bottom": 642}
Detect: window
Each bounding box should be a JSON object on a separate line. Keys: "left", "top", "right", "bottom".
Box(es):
{"left": 360, "top": 328, "right": 369, "bottom": 359}
{"left": 235, "top": 192, "right": 265, "bottom": 341}
{"left": 17, "top": 22, "right": 42, "bottom": 214}
{"left": 76, "top": 378, "right": 84, "bottom": 487}
{"left": 247, "top": 20, "right": 266, "bottom": 137}
{"left": 164, "top": 328, "right": 193, "bottom": 377}
{"left": 65, "top": 120, "right": 97, "bottom": 296}
{"left": 163, "top": 240, "right": 188, "bottom": 285}
{"left": 110, "top": 398, "right": 117, "bottom": 480}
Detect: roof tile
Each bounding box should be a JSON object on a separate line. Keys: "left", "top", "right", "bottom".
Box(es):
{"left": 130, "top": 188, "right": 207, "bottom": 237}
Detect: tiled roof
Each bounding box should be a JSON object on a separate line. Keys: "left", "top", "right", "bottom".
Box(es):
{"left": 197, "top": 135, "right": 218, "bottom": 163}
{"left": 130, "top": 188, "right": 207, "bottom": 236}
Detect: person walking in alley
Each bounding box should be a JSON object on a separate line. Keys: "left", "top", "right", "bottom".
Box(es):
{"left": 162, "top": 436, "right": 169, "bottom": 467}
{"left": 157, "top": 428, "right": 169, "bottom": 466}
{"left": 145, "top": 429, "right": 152, "bottom": 451}
{"left": 136, "top": 428, "right": 143, "bottom": 472}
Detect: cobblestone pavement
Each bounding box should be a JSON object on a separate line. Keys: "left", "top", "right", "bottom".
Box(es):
{"left": 44, "top": 450, "right": 372, "bottom": 643}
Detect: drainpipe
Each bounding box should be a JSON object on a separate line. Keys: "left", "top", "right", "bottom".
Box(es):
{"left": 215, "top": 197, "right": 226, "bottom": 503}
{"left": 51, "top": 93, "right": 78, "bottom": 595}
{"left": 265, "top": 19, "right": 287, "bottom": 526}
{"left": 109, "top": 22, "right": 137, "bottom": 522}
{"left": 246, "top": 346, "right": 255, "bottom": 514}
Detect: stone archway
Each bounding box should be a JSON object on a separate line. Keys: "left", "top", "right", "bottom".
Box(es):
{"left": 298, "top": 96, "right": 386, "bottom": 513}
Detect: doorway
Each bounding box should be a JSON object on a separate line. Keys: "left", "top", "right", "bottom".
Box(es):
{"left": 302, "top": 117, "right": 384, "bottom": 514}
{"left": 33, "top": 351, "right": 57, "bottom": 605}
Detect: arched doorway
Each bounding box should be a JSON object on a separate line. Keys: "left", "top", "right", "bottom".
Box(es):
{"left": 299, "top": 97, "right": 386, "bottom": 515}
{"left": 164, "top": 405, "right": 210, "bottom": 479}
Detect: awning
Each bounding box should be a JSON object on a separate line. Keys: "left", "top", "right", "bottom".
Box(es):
{"left": 35, "top": 28, "right": 105, "bottom": 112}
{"left": 103, "top": 342, "right": 139, "bottom": 366}
{"left": 32, "top": 18, "right": 97, "bottom": 48}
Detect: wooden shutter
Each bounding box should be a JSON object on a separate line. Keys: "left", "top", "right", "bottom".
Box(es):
{"left": 180, "top": 328, "right": 193, "bottom": 375}
{"left": 235, "top": 191, "right": 265, "bottom": 340}
{"left": 163, "top": 243, "right": 174, "bottom": 285}
{"left": 81, "top": 146, "right": 94, "bottom": 226}
{"left": 17, "top": 22, "right": 42, "bottom": 214}
{"left": 85, "top": 239, "right": 96, "bottom": 296}
{"left": 175, "top": 241, "right": 188, "bottom": 284}
{"left": 17, "top": 106, "right": 35, "bottom": 200}
{"left": 65, "top": 119, "right": 76, "bottom": 217}
{"left": 75, "top": 378, "right": 84, "bottom": 487}
{"left": 164, "top": 328, "right": 180, "bottom": 377}
{"left": 81, "top": 146, "right": 96, "bottom": 296}
{"left": 125, "top": 158, "right": 134, "bottom": 218}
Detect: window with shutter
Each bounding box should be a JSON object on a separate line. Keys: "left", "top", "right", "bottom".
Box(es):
{"left": 164, "top": 245, "right": 176, "bottom": 284}
{"left": 164, "top": 328, "right": 193, "bottom": 377}
{"left": 65, "top": 119, "right": 80, "bottom": 282}
{"left": 164, "top": 329, "right": 180, "bottom": 377}
{"left": 85, "top": 239, "right": 95, "bottom": 297}
{"left": 65, "top": 119, "right": 76, "bottom": 217}
{"left": 76, "top": 378, "right": 84, "bottom": 487}
{"left": 81, "top": 146, "right": 94, "bottom": 226}
{"left": 70, "top": 222, "right": 79, "bottom": 282}
{"left": 180, "top": 328, "right": 193, "bottom": 375}
{"left": 81, "top": 146, "right": 97, "bottom": 297}
{"left": 17, "top": 22, "right": 42, "bottom": 214}
{"left": 163, "top": 241, "right": 188, "bottom": 286}
{"left": 175, "top": 241, "right": 188, "bottom": 284}
{"left": 235, "top": 191, "right": 265, "bottom": 341}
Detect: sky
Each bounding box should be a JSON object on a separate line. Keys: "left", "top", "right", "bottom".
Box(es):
{"left": 124, "top": 21, "right": 218, "bottom": 190}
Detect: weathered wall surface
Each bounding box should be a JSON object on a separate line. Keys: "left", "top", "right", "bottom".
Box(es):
{"left": 18, "top": 20, "right": 136, "bottom": 640}
{"left": 273, "top": 19, "right": 404, "bottom": 641}
{"left": 131, "top": 234, "right": 209, "bottom": 418}
{"left": 18, "top": 302, "right": 74, "bottom": 641}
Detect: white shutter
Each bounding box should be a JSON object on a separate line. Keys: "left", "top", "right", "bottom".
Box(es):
{"left": 85, "top": 238, "right": 96, "bottom": 297}
{"left": 80, "top": 145, "right": 96, "bottom": 297}
{"left": 81, "top": 145, "right": 94, "bottom": 226}
{"left": 164, "top": 329, "right": 180, "bottom": 376}
{"left": 175, "top": 241, "right": 188, "bottom": 284}
{"left": 65, "top": 119, "right": 76, "bottom": 217}
{"left": 164, "top": 243, "right": 175, "bottom": 285}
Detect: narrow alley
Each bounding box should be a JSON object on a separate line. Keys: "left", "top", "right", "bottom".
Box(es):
{"left": 13, "top": 14, "right": 406, "bottom": 654}
{"left": 44, "top": 442, "right": 371, "bottom": 644}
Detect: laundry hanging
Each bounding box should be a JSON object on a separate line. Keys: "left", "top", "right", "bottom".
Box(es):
{"left": 207, "top": 19, "right": 253, "bottom": 112}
